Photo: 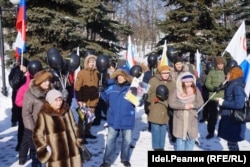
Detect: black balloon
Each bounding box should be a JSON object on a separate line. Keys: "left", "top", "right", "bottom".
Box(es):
{"left": 49, "top": 69, "right": 60, "bottom": 80}
{"left": 205, "top": 62, "right": 215, "bottom": 74}
{"left": 96, "top": 55, "right": 109, "bottom": 73}
{"left": 167, "top": 46, "right": 177, "bottom": 63}
{"left": 28, "top": 60, "right": 43, "bottom": 77}
{"left": 130, "top": 65, "right": 142, "bottom": 78}
{"left": 47, "top": 47, "right": 64, "bottom": 71}
{"left": 156, "top": 85, "right": 169, "bottom": 101}
{"left": 224, "top": 59, "right": 238, "bottom": 74}
{"left": 65, "top": 53, "right": 80, "bottom": 73}
{"left": 226, "top": 59, "right": 238, "bottom": 68}
{"left": 147, "top": 54, "right": 158, "bottom": 68}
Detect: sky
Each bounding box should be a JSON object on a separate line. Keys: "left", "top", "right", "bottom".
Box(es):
{"left": 1, "top": 68, "right": 250, "bottom": 167}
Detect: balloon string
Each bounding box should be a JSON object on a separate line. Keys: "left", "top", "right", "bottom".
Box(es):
{"left": 64, "top": 72, "right": 69, "bottom": 88}
{"left": 99, "top": 73, "right": 103, "bottom": 97}
{"left": 58, "top": 71, "right": 65, "bottom": 89}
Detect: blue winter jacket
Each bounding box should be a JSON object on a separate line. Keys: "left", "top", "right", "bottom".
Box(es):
{"left": 218, "top": 77, "right": 246, "bottom": 142}
{"left": 101, "top": 81, "right": 135, "bottom": 130}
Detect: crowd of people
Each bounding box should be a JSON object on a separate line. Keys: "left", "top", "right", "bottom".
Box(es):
{"left": 7, "top": 52, "right": 248, "bottom": 167}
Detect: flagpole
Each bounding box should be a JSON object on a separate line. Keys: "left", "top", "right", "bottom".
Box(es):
{"left": 0, "top": 1, "right": 20, "bottom": 96}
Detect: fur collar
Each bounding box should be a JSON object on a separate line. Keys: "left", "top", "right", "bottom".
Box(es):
{"left": 40, "top": 101, "right": 69, "bottom": 116}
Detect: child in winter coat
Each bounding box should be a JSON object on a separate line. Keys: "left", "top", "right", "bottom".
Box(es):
{"left": 169, "top": 72, "right": 204, "bottom": 150}
{"left": 100, "top": 67, "right": 134, "bottom": 167}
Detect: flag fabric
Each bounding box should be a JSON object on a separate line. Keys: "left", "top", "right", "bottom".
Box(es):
{"left": 73, "top": 47, "right": 81, "bottom": 98}
{"left": 223, "top": 20, "right": 249, "bottom": 98}
{"left": 239, "top": 55, "right": 250, "bottom": 98}
{"left": 126, "top": 35, "right": 135, "bottom": 69}
{"left": 159, "top": 40, "right": 169, "bottom": 66}
{"left": 74, "top": 47, "right": 81, "bottom": 82}
{"left": 15, "top": 0, "right": 26, "bottom": 54}
{"left": 195, "top": 49, "right": 202, "bottom": 78}
{"left": 223, "top": 20, "right": 247, "bottom": 64}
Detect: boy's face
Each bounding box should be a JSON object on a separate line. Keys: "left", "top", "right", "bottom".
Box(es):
{"left": 174, "top": 62, "right": 183, "bottom": 71}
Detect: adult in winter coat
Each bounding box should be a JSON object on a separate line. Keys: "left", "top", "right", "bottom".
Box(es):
{"left": 205, "top": 56, "right": 225, "bottom": 139}
{"left": 169, "top": 72, "right": 204, "bottom": 150}
{"left": 75, "top": 54, "right": 99, "bottom": 141}
{"left": 8, "top": 58, "right": 29, "bottom": 127}
{"left": 146, "top": 65, "right": 175, "bottom": 150}
{"left": 100, "top": 67, "right": 134, "bottom": 167}
{"left": 33, "top": 89, "right": 82, "bottom": 167}
{"left": 216, "top": 66, "right": 246, "bottom": 151}
{"left": 19, "top": 70, "right": 53, "bottom": 166}
{"left": 14, "top": 71, "right": 31, "bottom": 152}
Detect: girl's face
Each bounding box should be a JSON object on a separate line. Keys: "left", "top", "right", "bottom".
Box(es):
{"left": 184, "top": 81, "right": 193, "bottom": 87}
{"left": 50, "top": 97, "right": 63, "bottom": 110}
{"left": 88, "top": 59, "right": 96, "bottom": 69}
{"left": 117, "top": 75, "right": 126, "bottom": 84}
{"left": 217, "top": 63, "right": 224, "bottom": 70}
{"left": 40, "top": 79, "right": 51, "bottom": 90}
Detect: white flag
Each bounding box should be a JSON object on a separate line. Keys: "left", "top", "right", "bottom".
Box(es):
{"left": 224, "top": 20, "right": 247, "bottom": 64}
{"left": 74, "top": 47, "right": 81, "bottom": 82}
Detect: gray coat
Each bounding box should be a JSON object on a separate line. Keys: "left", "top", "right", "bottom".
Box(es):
{"left": 22, "top": 80, "right": 51, "bottom": 131}
{"left": 169, "top": 72, "right": 204, "bottom": 140}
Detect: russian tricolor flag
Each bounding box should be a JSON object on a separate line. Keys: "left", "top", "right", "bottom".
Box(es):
{"left": 126, "top": 35, "right": 135, "bottom": 69}
{"left": 15, "top": 0, "right": 26, "bottom": 54}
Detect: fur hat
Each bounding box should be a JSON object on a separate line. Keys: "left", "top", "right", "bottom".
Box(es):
{"left": 174, "top": 56, "right": 183, "bottom": 64}
{"left": 215, "top": 56, "right": 225, "bottom": 65}
{"left": 157, "top": 65, "right": 171, "bottom": 73}
{"left": 34, "top": 70, "right": 53, "bottom": 85}
{"left": 229, "top": 66, "right": 243, "bottom": 81}
{"left": 46, "top": 89, "right": 62, "bottom": 104}
{"left": 110, "top": 67, "right": 133, "bottom": 83}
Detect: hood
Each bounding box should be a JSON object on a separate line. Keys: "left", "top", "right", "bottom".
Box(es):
{"left": 176, "top": 71, "right": 196, "bottom": 94}
{"left": 84, "top": 55, "right": 97, "bottom": 70}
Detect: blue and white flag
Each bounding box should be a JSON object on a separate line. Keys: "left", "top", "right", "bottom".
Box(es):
{"left": 240, "top": 56, "right": 250, "bottom": 98}
{"left": 223, "top": 20, "right": 249, "bottom": 97}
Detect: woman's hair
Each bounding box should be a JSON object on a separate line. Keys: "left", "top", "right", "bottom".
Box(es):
{"left": 182, "top": 82, "right": 197, "bottom": 94}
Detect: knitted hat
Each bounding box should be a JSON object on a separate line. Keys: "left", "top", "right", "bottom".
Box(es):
{"left": 157, "top": 65, "right": 171, "bottom": 73}
{"left": 34, "top": 70, "right": 53, "bottom": 85}
{"left": 110, "top": 67, "right": 133, "bottom": 83}
{"left": 215, "top": 56, "right": 225, "bottom": 65}
{"left": 46, "top": 89, "right": 62, "bottom": 104}
{"left": 174, "top": 56, "right": 183, "bottom": 64}
{"left": 181, "top": 74, "right": 194, "bottom": 82}
{"left": 229, "top": 66, "right": 243, "bottom": 81}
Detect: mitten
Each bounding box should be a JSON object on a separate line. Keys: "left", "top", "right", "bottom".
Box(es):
{"left": 217, "top": 98, "right": 224, "bottom": 106}
{"left": 46, "top": 145, "right": 51, "bottom": 155}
